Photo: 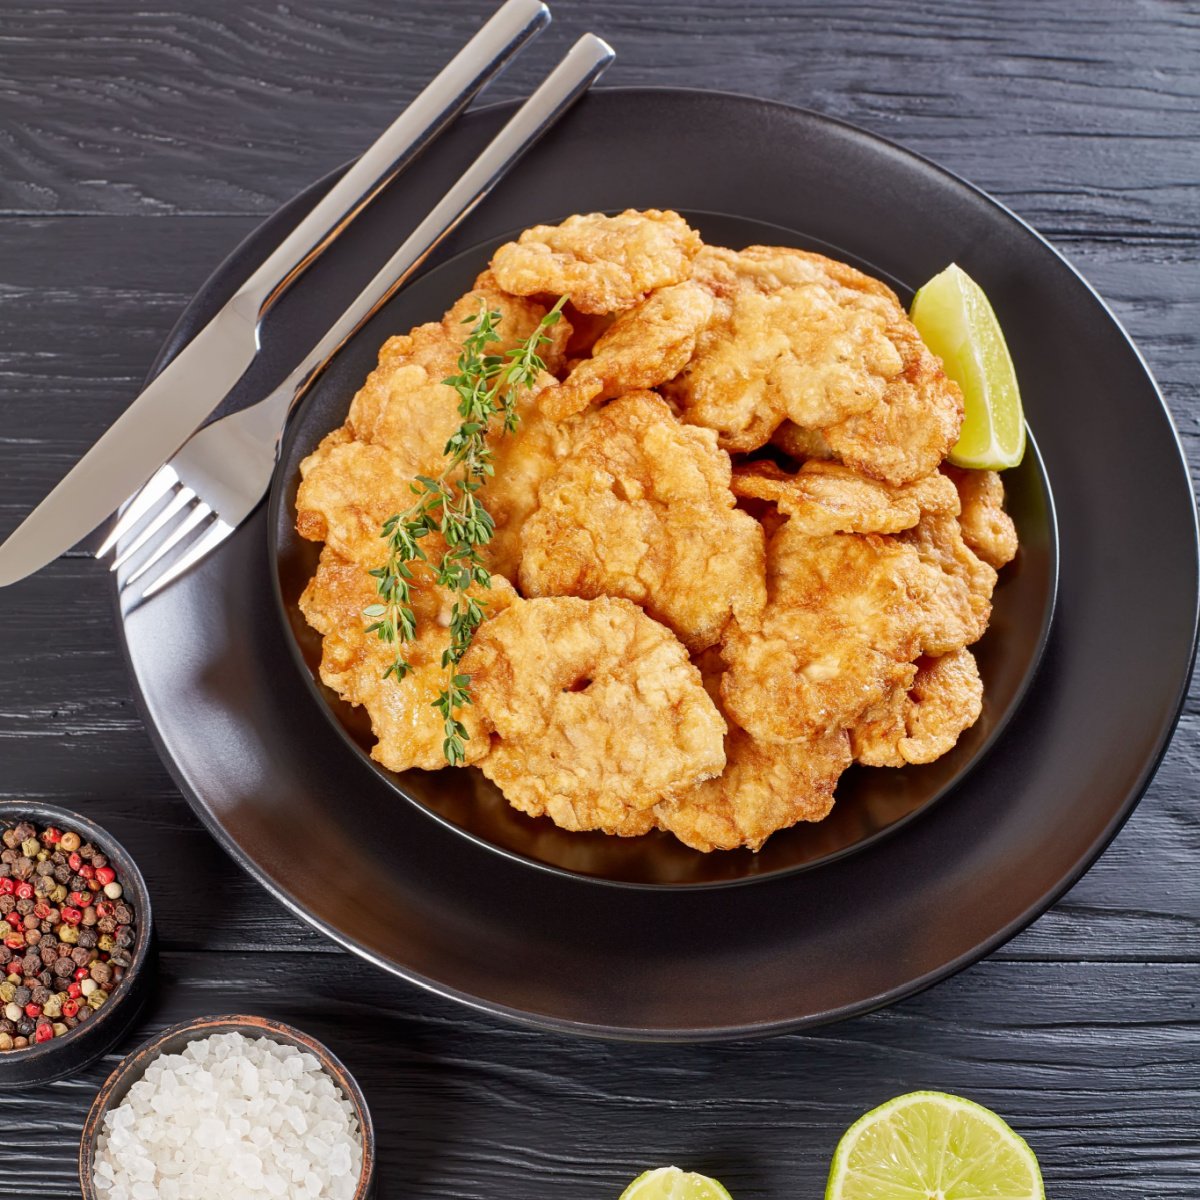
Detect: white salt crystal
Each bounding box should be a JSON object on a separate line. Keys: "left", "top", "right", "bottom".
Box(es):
{"left": 92, "top": 1031, "right": 363, "bottom": 1200}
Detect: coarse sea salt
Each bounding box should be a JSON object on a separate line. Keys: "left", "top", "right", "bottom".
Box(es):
{"left": 92, "top": 1031, "right": 363, "bottom": 1200}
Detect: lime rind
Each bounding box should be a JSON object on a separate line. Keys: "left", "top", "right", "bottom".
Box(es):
{"left": 911, "top": 263, "right": 1026, "bottom": 471}
{"left": 826, "top": 1090, "right": 1044, "bottom": 1200}
{"left": 620, "top": 1166, "right": 734, "bottom": 1200}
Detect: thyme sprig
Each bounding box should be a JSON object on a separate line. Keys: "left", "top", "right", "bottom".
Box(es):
{"left": 364, "top": 295, "right": 566, "bottom": 765}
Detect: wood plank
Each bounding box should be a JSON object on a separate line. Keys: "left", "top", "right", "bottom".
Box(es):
{"left": 6, "top": 954, "right": 1199, "bottom": 1196}
{"left": 0, "top": 0, "right": 1195, "bottom": 235}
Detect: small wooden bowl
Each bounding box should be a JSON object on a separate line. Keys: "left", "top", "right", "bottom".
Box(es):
{"left": 79, "top": 1013, "right": 377, "bottom": 1199}
{"left": 0, "top": 802, "right": 154, "bottom": 1088}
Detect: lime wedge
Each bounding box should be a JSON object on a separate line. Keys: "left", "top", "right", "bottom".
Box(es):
{"left": 826, "top": 1091, "right": 1044, "bottom": 1200}
{"left": 911, "top": 263, "right": 1026, "bottom": 470}
{"left": 620, "top": 1167, "right": 733, "bottom": 1200}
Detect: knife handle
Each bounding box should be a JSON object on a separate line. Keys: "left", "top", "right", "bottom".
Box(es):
{"left": 236, "top": 0, "right": 549, "bottom": 324}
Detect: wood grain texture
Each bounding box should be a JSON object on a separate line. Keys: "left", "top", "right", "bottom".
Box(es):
{"left": 0, "top": 0, "right": 1197, "bottom": 1194}
{"left": 6, "top": 955, "right": 1200, "bottom": 1197}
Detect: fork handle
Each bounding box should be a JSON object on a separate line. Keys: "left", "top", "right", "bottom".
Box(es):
{"left": 236, "top": 0, "right": 550, "bottom": 323}
{"left": 249, "top": 33, "right": 614, "bottom": 444}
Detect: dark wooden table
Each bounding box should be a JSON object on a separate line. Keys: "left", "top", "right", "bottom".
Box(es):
{"left": 2, "top": 2, "right": 1197, "bottom": 1195}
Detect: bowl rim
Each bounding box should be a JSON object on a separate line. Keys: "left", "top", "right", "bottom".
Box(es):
{"left": 0, "top": 801, "right": 153, "bottom": 1073}
{"left": 266, "top": 220, "right": 1059, "bottom": 892}
{"left": 78, "top": 1012, "right": 377, "bottom": 1199}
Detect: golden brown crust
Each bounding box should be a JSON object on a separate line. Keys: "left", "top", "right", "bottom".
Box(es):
{"left": 851, "top": 648, "right": 983, "bottom": 767}
{"left": 490, "top": 209, "right": 703, "bottom": 314}
{"left": 731, "top": 459, "right": 958, "bottom": 537}
{"left": 539, "top": 281, "right": 714, "bottom": 421}
{"left": 519, "top": 392, "right": 766, "bottom": 651}
{"left": 665, "top": 246, "right": 963, "bottom": 482}
{"left": 299, "top": 547, "right": 515, "bottom": 773}
{"left": 944, "top": 466, "right": 1019, "bottom": 569}
{"left": 462, "top": 597, "right": 727, "bottom": 833}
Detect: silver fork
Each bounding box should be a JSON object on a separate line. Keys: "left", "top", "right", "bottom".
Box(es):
{"left": 109, "top": 33, "right": 613, "bottom": 601}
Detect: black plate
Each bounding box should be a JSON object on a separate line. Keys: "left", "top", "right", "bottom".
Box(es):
{"left": 114, "top": 89, "right": 1198, "bottom": 1038}
{"left": 269, "top": 217, "right": 1058, "bottom": 889}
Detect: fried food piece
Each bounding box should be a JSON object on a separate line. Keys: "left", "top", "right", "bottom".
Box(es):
{"left": 299, "top": 547, "right": 516, "bottom": 773}
{"left": 462, "top": 596, "right": 727, "bottom": 834}
{"left": 720, "top": 521, "right": 924, "bottom": 743}
{"left": 666, "top": 247, "right": 963, "bottom": 482}
{"left": 519, "top": 391, "right": 766, "bottom": 651}
{"left": 945, "top": 466, "right": 1019, "bottom": 569}
{"left": 297, "top": 273, "right": 569, "bottom": 569}
{"left": 482, "top": 394, "right": 582, "bottom": 580}
{"left": 820, "top": 315, "right": 964, "bottom": 486}
{"left": 904, "top": 511, "right": 998, "bottom": 655}
{"left": 490, "top": 209, "right": 703, "bottom": 314}
{"left": 731, "top": 459, "right": 958, "bottom": 537}
{"left": 655, "top": 723, "right": 850, "bottom": 852}
{"left": 851, "top": 648, "right": 983, "bottom": 767}
{"left": 665, "top": 246, "right": 901, "bottom": 452}
{"left": 296, "top": 438, "right": 423, "bottom": 569}
{"left": 540, "top": 281, "right": 714, "bottom": 421}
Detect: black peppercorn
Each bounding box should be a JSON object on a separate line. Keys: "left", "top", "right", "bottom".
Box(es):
{"left": 0, "top": 947, "right": 9, "bottom": 966}
{"left": 14, "top": 857, "right": 34, "bottom": 881}
{"left": 15, "top": 1018, "right": 34, "bottom": 1037}
{"left": 13, "top": 985, "right": 31, "bottom": 1006}
{"left": 0, "top": 831, "right": 18, "bottom": 851}
{"left": 0, "top": 896, "right": 13, "bottom": 916}
{"left": 114, "top": 903, "right": 134, "bottom": 925}
{"left": 30, "top": 984, "right": 50, "bottom": 1006}
{"left": 92, "top": 854, "right": 108, "bottom": 870}
{"left": 70, "top": 946, "right": 91, "bottom": 968}
{"left": 109, "top": 949, "right": 132, "bottom": 969}
{"left": 39, "top": 944, "right": 57, "bottom": 967}
{"left": 15, "top": 898, "right": 33, "bottom": 917}
{"left": 52, "top": 958, "right": 73, "bottom": 979}
{"left": 114, "top": 926, "right": 135, "bottom": 949}
{"left": 21, "top": 953, "right": 39, "bottom": 977}
{"left": 0, "top": 1019, "right": 13, "bottom": 1036}
{"left": 78, "top": 928, "right": 98, "bottom": 949}
{"left": 13, "top": 823, "right": 34, "bottom": 844}
{"left": 52, "top": 864, "right": 71, "bottom": 885}
{"left": 97, "top": 917, "right": 116, "bottom": 935}
{"left": 34, "top": 860, "right": 53, "bottom": 877}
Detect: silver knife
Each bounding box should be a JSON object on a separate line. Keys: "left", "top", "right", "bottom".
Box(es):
{"left": 0, "top": 0, "right": 548, "bottom": 588}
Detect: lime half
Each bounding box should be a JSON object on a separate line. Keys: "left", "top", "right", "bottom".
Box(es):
{"left": 826, "top": 1091, "right": 1044, "bottom": 1200}
{"left": 911, "top": 263, "right": 1026, "bottom": 470}
{"left": 620, "top": 1167, "right": 733, "bottom": 1200}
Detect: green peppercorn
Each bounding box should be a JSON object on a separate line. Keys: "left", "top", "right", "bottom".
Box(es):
{"left": 57, "top": 924, "right": 79, "bottom": 946}
{"left": 20, "top": 838, "right": 39, "bottom": 858}
{"left": 0, "top": 982, "right": 13, "bottom": 1003}
{"left": 52, "top": 1022, "right": 67, "bottom": 1037}
{"left": 97, "top": 934, "right": 114, "bottom": 952}
{"left": 59, "top": 832, "right": 80, "bottom": 853}
{"left": 87, "top": 990, "right": 106, "bottom": 1010}
{"left": 0, "top": 1033, "right": 11, "bottom": 1051}
{"left": 42, "top": 994, "right": 62, "bottom": 1019}
{"left": 50, "top": 885, "right": 67, "bottom": 904}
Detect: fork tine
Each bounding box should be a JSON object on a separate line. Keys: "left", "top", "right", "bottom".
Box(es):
{"left": 122, "top": 500, "right": 212, "bottom": 588}
{"left": 110, "top": 484, "right": 195, "bottom": 572}
{"left": 95, "top": 465, "right": 180, "bottom": 559}
{"left": 138, "top": 519, "right": 235, "bottom": 599}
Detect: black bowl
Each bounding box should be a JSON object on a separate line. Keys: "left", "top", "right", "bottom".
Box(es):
{"left": 80, "top": 1014, "right": 376, "bottom": 1199}
{"left": 0, "top": 802, "right": 154, "bottom": 1087}
{"left": 269, "top": 217, "right": 1058, "bottom": 890}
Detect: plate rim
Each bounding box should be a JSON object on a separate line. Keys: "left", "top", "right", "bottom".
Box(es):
{"left": 111, "top": 85, "right": 1200, "bottom": 1039}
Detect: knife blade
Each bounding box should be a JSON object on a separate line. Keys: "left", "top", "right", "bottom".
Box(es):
{"left": 0, "top": 0, "right": 549, "bottom": 587}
